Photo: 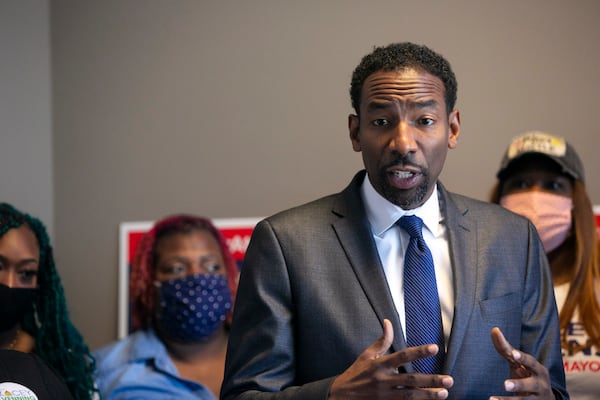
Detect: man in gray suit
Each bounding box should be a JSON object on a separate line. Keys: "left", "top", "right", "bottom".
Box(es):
{"left": 221, "top": 42, "right": 568, "bottom": 400}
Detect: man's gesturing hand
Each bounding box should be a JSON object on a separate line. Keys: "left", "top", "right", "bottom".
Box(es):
{"left": 328, "top": 319, "right": 453, "bottom": 400}
{"left": 490, "top": 327, "right": 554, "bottom": 400}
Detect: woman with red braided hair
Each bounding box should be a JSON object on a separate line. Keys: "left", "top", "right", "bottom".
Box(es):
{"left": 0, "top": 202, "right": 97, "bottom": 399}
{"left": 94, "top": 214, "right": 239, "bottom": 400}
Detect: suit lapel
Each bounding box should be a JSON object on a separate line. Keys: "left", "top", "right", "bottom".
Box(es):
{"left": 437, "top": 184, "right": 479, "bottom": 374}
{"left": 329, "top": 175, "right": 479, "bottom": 366}
{"left": 331, "top": 171, "right": 406, "bottom": 353}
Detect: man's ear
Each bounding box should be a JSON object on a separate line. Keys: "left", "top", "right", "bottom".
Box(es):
{"left": 349, "top": 114, "right": 361, "bottom": 152}
{"left": 447, "top": 109, "right": 460, "bottom": 149}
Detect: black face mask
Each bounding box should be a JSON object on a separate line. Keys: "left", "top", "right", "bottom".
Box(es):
{"left": 0, "top": 284, "right": 37, "bottom": 332}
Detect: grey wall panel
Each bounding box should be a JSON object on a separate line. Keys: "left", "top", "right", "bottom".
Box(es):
{"left": 49, "top": 0, "right": 600, "bottom": 349}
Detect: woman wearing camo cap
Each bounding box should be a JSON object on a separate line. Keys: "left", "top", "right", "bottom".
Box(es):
{"left": 491, "top": 131, "right": 600, "bottom": 399}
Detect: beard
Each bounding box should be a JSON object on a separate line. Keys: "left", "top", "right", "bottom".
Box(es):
{"left": 377, "top": 156, "right": 430, "bottom": 209}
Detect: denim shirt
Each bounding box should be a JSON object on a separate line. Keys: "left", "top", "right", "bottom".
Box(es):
{"left": 93, "top": 329, "right": 217, "bottom": 400}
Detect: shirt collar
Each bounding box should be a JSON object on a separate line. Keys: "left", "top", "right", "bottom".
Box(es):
{"left": 361, "top": 173, "right": 441, "bottom": 237}
{"left": 129, "top": 329, "right": 170, "bottom": 362}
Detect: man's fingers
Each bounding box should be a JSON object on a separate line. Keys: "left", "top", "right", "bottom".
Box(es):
{"left": 489, "top": 327, "right": 553, "bottom": 397}
{"left": 491, "top": 327, "right": 533, "bottom": 367}
{"left": 381, "top": 319, "right": 394, "bottom": 352}
{"left": 503, "top": 374, "right": 541, "bottom": 394}
{"left": 361, "top": 318, "right": 394, "bottom": 360}
{"left": 507, "top": 347, "right": 547, "bottom": 376}
{"left": 392, "top": 372, "right": 454, "bottom": 389}
{"left": 395, "top": 386, "right": 451, "bottom": 399}
{"left": 332, "top": 322, "right": 458, "bottom": 398}
{"left": 365, "top": 320, "right": 445, "bottom": 374}
{"left": 491, "top": 326, "right": 524, "bottom": 369}
{"left": 379, "top": 343, "right": 440, "bottom": 370}
{"left": 490, "top": 327, "right": 512, "bottom": 359}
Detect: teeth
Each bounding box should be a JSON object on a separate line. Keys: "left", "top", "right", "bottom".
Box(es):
{"left": 392, "top": 170, "right": 414, "bottom": 178}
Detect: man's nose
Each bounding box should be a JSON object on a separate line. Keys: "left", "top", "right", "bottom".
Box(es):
{"left": 390, "top": 121, "right": 417, "bottom": 155}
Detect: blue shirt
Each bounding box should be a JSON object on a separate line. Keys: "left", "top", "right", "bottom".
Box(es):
{"left": 93, "top": 329, "right": 217, "bottom": 400}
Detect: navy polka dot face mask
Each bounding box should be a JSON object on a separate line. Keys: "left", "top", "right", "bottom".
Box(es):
{"left": 154, "top": 273, "right": 233, "bottom": 342}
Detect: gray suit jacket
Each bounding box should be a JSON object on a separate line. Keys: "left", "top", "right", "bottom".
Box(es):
{"left": 222, "top": 171, "right": 568, "bottom": 400}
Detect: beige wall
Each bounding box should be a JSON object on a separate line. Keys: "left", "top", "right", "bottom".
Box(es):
{"left": 48, "top": 0, "right": 600, "bottom": 349}
{"left": 1, "top": 0, "right": 52, "bottom": 233}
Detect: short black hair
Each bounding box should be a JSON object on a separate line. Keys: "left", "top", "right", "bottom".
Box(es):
{"left": 350, "top": 42, "right": 458, "bottom": 115}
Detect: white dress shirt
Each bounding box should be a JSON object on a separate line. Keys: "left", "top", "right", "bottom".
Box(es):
{"left": 361, "top": 174, "right": 454, "bottom": 347}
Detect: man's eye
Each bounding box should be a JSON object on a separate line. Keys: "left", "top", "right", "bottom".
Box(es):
{"left": 372, "top": 119, "right": 389, "bottom": 127}
{"left": 420, "top": 117, "right": 435, "bottom": 126}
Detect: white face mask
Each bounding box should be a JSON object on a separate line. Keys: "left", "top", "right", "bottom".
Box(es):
{"left": 500, "top": 191, "right": 573, "bottom": 253}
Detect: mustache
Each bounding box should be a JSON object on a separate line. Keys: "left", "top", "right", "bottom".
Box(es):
{"left": 384, "top": 154, "right": 423, "bottom": 171}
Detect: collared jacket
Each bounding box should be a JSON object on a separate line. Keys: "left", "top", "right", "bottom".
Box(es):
{"left": 221, "top": 170, "right": 568, "bottom": 400}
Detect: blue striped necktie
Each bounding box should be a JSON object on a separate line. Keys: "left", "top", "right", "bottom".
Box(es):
{"left": 397, "top": 215, "right": 445, "bottom": 374}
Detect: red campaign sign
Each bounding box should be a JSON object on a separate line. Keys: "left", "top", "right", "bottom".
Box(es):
{"left": 127, "top": 231, "right": 145, "bottom": 265}
{"left": 220, "top": 226, "right": 255, "bottom": 263}
{"left": 595, "top": 206, "right": 600, "bottom": 238}
{"left": 118, "top": 217, "right": 262, "bottom": 338}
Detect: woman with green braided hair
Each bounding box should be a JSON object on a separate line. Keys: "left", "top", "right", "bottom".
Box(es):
{"left": 0, "top": 202, "right": 97, "bottom": 399}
